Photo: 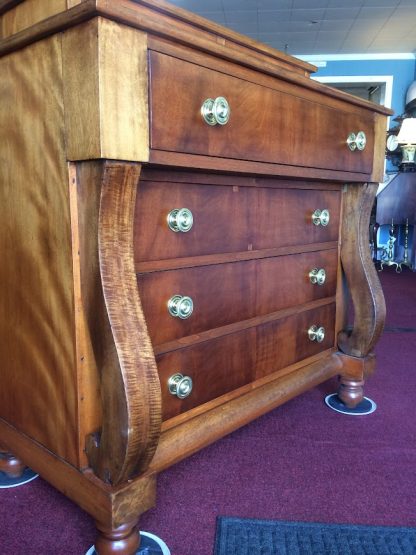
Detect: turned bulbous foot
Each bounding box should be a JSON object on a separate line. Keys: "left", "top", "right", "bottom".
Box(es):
{"left": 0, "top": 451, "right": 26, "bottom": 478}
{"left": 94, "top": 521, "right": 140, "bottom": 555}
{"left": 337, "top": 375, "right": 364, "bottom": 408}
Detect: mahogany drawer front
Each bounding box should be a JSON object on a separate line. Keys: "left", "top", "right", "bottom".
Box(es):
{"left": 158, "top": 302, "right": 335, "bottom": 420}
{"left": 254, "top": 187, "right": 340, "bottom": 251}
{"left": 149, "top": 51, "right": 375, "bottom": 174}
{"left": 134, "top": 180, "right": 250, "bottom": 262}
{"left": 138, "top": 249, "right": 338, "bottom": 346}
{"left": 134, "top": 180, "right": 341, "bottom": 262}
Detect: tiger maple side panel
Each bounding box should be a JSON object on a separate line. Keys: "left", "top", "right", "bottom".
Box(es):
{"left": 73, "top": 161, "right": 162, "bottom": 486}
{"left": 0, "top": 35, "right": 78, "bottom": 464}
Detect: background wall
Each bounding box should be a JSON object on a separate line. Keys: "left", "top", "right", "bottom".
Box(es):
{"left": 298, "top": 55, "right": 416, "bottom": 124}
{"left": 298, "top": 54, "right": 416, "bottom": 268}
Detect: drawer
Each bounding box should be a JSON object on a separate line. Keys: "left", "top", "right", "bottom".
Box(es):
{"left": 149, "top": 51, "right": 375, "bottom": 174}
{"left": 134, "top": 180, "right": 250, "bottom": 262}
{"left": 138, "top": 249, "right": 338, "bottom": 345}
{"left": 158, "top": 303, "right": 336, "bottom": 420}
{"left": 134, "top": 180, "right": 341, "bottom": 262}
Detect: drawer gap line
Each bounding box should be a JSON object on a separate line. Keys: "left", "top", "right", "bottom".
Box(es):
{"left": 136, "top": 242, "right": 338, "bottom": 273}
{"left": 153, "top": 296, "right": 336, "bottom": 356}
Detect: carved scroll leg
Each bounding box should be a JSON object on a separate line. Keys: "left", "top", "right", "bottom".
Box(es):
{"left": 334, "top": 183, "right": 386, "bottom": 411}
{"left": 74, "top": 161, "right": 165, "bottom": 551}
{"left": 79, "top": 161, "right": 162, "bottom": 486}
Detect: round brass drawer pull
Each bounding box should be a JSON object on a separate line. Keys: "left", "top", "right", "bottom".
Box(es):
{"left": 311, "top": 209, "right": 330, "bottom": 226}
{"left": 309, "top": 268, "right": 326, "bottom": 285}
{"left": 308, "top": 325, "right": 325, "bottom": 343}
{"left": 168, "top": 295, "right": 194, "bottom": 319}
{"left": 347, "top": 131, "right": 367, "bottom": 151}
{"left": 167, "top": 208, "right": 193, "bottom": 233}
{"left": 168, "top": 373, "right": 193, "bottom": 399}
{"left": 201, "top": 96, "right": 230, "bottom": 126}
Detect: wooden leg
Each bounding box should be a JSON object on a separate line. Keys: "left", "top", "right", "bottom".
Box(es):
{"left": 94, "top": 520, "right": 140, "bottom": 555}
{"left": 337, "top": 375, "right": 364, "bottom": 408}
{"left": 0, "top": 446, "right": 26, "bottom": 479}
{"left": 89, "top": 473, "right": 157, "bottom": 555}
{"left": 336, "top": 352, "right": 376, "bottom": 409}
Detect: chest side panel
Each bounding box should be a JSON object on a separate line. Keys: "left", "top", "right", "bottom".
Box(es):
{"left": 0, "top": 35, "right": 78, "bottom": 464}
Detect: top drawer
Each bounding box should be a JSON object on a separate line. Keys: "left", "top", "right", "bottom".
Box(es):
{"left": 149, "top": 51, "right": 375, "bottom": 174}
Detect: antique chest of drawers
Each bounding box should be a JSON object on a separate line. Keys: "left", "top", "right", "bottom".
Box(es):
{"left": 0, "top": 1, "right": 390, "bottom": 553}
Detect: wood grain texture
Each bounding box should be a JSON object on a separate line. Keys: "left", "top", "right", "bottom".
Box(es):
{"left": 97, "top": 0, "right": 313, "bottom": 78}
{"left": 85, "top": 162, "right": 162, "bottom": 486}
{"left": 371, "top": 113, "right": 389, "bottom": 183}
{"left": 135, "top": 242, "right": 339, "bottom": 273}
{"left": 336, "top": 352, "right": 376, "bottom": 408}
{"left": 0, "top": 0, "right": 67, "bottom": 38}
{"left": 66, "top": 0, "right": 83, "bottom": 7}
{"left": 0, "top": 0, "right": 312, "bottom": 76}
{"left": 0, "top": 417, "right": 157, "bottom": 530}
{"left": 337, "top": 184, "right": 386, "bottom": 357}
{"left": 133, "top": 178, "right": 341, "bottom": 262}
{"left": 151, "top": 351, "right": 342, "bottom": 472}
{"left": 96, "top": 1, "right": 391, "bottom": 116}
{"left": 0, "top": 1, "right": 391, "bottom": 122}
{"left": 62, "top": 18, "right": 101, "bottom": 158}
{"left": 127, "top": 0, "right": 314, "bottom": 76}
{"left": 62, "top": 17, "right": 149, "bottom": 161}
{"left": 138, "top": 250, "right": 338, "bottom": 345}
{"left": 161, "top": 349, "right": 335, "bottom": 432}
{"left": 0, "top": 35, "right": 78, "bottom": 464}
{"left": 154, "top": 297, "right": 335, "bottom": 356}
{"left": 158, "top": 303, "right": 336, "bottom": 420}
{"left": 68, "top": 162, "right": 102, "bottom": 468}
{"left": 94, "top": 521, "right": 141, "bottom": 555}
{"left": 149, "top": 51, "right": 375, "bottom": 174}
{"left": 146, "top": 35, "right": 388, "bottom": 119}
{"left": 0, "top": 3, "right": 389, "bottom": 548}
{"left": 148, "top": 149, "right": 382, "bottom": 183}
{"left": 0, "top": 0, "right": 96, "bottom": 57}
{"left": 140, "top": 168, "right": 342, "bottom": 190}
{"left": 0, "top": 0, "right": 23, "bottom": 17}
{"left": 334, "top": 191, "right": 348, "bottom": 340}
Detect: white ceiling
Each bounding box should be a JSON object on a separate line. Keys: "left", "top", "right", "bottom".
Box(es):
{"left": 168, "top": 0, "right": 416, "bottom": 55}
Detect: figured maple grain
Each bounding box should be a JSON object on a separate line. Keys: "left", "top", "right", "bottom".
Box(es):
{"left": 0, "top": 35, "right": 78, "bottom": 464}
{"left": 0, "top": 2, "right": 390, "bottom": 553}
{"left": 0, "top": 0, "right": 67, "bottom": 38}
{"left": 85, "top": 162, "right": 162, "bottom": 486}
{"left": 337, "top": 183, "right": 386, "bottom": 357}
{"left": 69, "top": 162, "right": 103, "bottom": 468}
